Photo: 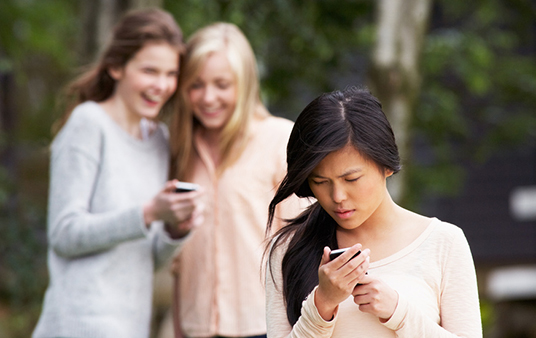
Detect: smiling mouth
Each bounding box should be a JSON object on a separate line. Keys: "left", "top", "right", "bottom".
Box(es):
{"left": 201, "top": 108, "right": 223, "bottom": 116}
{"left": 143, "top": 93, "right": 163, "bottom": 103}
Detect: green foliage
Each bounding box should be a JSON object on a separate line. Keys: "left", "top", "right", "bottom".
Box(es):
{"left": 410, "top": 0, "right": 536, "bottom": 205}
{"left": 165, "top": 0, "right": 374, "bottom": 118}
{"left": 0, "top": 0, "right": 79, "bottom": 142}
{"left": 0, "top": 0, "right": 78, "bottom": 337}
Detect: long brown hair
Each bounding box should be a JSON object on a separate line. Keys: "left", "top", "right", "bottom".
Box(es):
{"left": 169, "top": 22, "right": 270, "bottom": 180}
{"left": 53, "top": 8, "right": 185, "bottom": 134}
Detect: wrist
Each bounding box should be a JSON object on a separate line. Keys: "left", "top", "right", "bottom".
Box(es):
{"left": 143, "top": 202, "right": 157, "bottom": 227}
{"left": 165, "top": 222, "right": 191, "bottom": 239}
{"left": 314, "top": 287, "right": 338, "bottom": 321}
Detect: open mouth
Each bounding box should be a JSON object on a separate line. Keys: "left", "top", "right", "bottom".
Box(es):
{"left": 142, "top": 92, "right": 163, "bottom": 104}
{"left": 201, "top": 107, "right": 223, "bottom": 116}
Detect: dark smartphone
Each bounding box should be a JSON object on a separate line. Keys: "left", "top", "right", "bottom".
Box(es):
{"left": 329, "top": 247, "right": 361, "bottom": 261}
{"left": 174, "top": 181, "right": 200, "bottom": 193}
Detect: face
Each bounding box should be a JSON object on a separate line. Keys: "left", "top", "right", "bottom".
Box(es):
{"left": 308, "top": 143, "right": 392, "bottom": 230}
{"left": 109, "top": 41, "right": 179, "bottom": 120}
{"left": 187, "top": 50, "right": 237, "bottom": 134}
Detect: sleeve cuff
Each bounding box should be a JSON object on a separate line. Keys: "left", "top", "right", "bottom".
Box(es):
{"left": 303, "top": 286, "right": 339, "bottom": 326}
{"left": 382, "top": 292, "right": 408, "bottom": 331}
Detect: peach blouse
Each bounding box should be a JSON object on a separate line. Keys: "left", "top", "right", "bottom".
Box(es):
{"left": 172, "top": 115, "right": 304, "bottom": 337}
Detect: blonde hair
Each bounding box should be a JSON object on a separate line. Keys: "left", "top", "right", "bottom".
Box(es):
{"left": 170, "top": 22, "right": 270, "bottom": 180}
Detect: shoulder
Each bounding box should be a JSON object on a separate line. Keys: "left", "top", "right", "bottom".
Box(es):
{"left": 58, "top": 101, "right": 107, "bottom": 138}
{"left": 156, "top": 121, "right": 169, "bottom": 139}
{"left": 69, "top": 101, "right": 107, "bottom": 126}
{"left": 426, "top": 218, "right": 472, "bottom": 254}
{"left": 431, "top": 218, "right": 466, "bottom": 241}
{"left": 52, "top": 101, "right": 106, "bottom": 155}
{"left": 261, "top": 115, "right": 294, "bottom": 133}
{"left": 251, "top": 115, "right": 294, "bottom": 148}
{"left": 154, "top": 121, "right": 171, "bottom": 148}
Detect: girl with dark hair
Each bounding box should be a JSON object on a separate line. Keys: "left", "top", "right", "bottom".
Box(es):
{"left": 266, "top": 87, "right": 482, "bottom": 337}
{"left": 33, "top": 8, "right": 203, "bottom": 338}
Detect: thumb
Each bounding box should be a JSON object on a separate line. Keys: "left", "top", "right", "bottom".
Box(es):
{"left": 320, "top": 246, "right": 331, "bottom": 266}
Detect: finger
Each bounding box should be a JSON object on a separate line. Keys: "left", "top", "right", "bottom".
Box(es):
{"left": 339, "top": 247, "right": 368, "bottom": 276}
{"left": 356, "top": 273, "right": 373, "bottom": 286}
{"left": 177, "top": 218, "right": 194, "bottom": 232}
{"left": 336, "top": 243, "right": 362, "bottom": 266}
{"left": 191, "top": 211, "right": 205, "bottom": 228}
{"left": 169, "top": 192, "right": 201, "bottom": 205}
{"left": 320, "top": 247, "right": 331, "bottom": 266}
{"left": 164, "top": 179, "right": 179, "bottom": 193}
{"left": 195, "top": 202, "right": 206, "bottom": 214}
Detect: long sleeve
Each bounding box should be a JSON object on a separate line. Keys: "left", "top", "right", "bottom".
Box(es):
{"left": 381, "top": 225, "right": 482, "bottom": 338}
{"left": 151, "top": 221, "right": 190, "bottom": 268}
{"left": 266, "top": 241, "right": 337, "bottom": 338}
{"left": 47, "top": 115, "right": 147, "bottom": 258}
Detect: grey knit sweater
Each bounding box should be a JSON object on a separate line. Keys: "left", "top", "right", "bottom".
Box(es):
{"left": 33, "top": 101, "right": 184, "bottom": 338}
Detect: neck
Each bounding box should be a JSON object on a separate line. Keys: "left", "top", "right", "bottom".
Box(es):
{"left": 336, "top": 189, "right": 403, "bottom": 247}
{"left": 197, "top": 126, "right": 223, "bottom": 167}
{"left": 99, "top": 97, "right": 143, "bottom": 139}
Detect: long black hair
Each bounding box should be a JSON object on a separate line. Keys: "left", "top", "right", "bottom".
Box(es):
{"left": 266, "top": 87, "right": 401, "bottom": 325}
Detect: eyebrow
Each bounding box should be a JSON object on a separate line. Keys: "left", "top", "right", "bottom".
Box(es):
{"left": 310, "top": 168, "right": 363, "bottom": 179}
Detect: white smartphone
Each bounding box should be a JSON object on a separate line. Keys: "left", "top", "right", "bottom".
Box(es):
{"left": 174, "top": 181, "right": 200, "bottom": 193}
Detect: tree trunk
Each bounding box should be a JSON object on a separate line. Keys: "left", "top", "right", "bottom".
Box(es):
{"left": 78, "top": 0, "right": 163, "bottom": 65}
{"left": 367, "top": 0, "right": 432, "bottom": 203}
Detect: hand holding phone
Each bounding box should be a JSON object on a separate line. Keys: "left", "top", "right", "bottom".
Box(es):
{"left": 174, "top": 181, "right": 200, "bottom": 193}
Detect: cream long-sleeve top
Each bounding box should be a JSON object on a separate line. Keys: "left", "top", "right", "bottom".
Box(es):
{"left": 172, "top": 115, "right": 305, "bottom": 337}
{"left": 266, "top": 218, "right": 483, "bottom": 338}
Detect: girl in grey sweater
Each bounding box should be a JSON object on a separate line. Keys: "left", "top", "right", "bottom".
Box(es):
{"left": 32, "top": 9, "right": 203, "bottom": 338}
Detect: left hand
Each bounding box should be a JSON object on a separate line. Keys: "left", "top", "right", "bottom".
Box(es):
{"left": 165, "top": 201, "right": 205, "bottom": 239}
{"left": 352, "top": 274, "right": 399, "bottom": 322}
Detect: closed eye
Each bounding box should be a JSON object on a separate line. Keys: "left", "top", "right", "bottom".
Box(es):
{"left": 189, "top": 81, "right": 204, "bottom": 90}
{"left": 143, "top": 68, "right": 157, "bottom": 74}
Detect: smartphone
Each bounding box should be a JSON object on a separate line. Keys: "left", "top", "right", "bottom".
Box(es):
{"left": 174, "top": 181, "right": 200, "bottom": 193}
{"left": 329, "top": 247, "right": 361, "bottom": 261}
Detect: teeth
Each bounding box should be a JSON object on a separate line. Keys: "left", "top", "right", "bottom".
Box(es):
{"left": 144, "top": 93, "right": 162, "bottom": 103}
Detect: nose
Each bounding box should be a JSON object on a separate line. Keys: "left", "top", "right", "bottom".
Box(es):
{"left": 153, "top": 74, "right": 170, "bottom": 92}
{"left": 202, "top": 85, "right": 216, "bottom": 104}
{"left": 331, "top": 184, "right": 347, "bottom": 204}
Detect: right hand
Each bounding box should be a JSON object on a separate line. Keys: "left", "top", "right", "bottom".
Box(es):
{"left": 143, "top": 179, "right": 204, "bottom": 226}
{"left": 314, "top": 243, "right": 370, "bottom": 321}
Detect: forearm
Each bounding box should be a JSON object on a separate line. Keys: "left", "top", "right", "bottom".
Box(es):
{"left": 48, "top": 205, "right": 146, "bottom": 257}
{"left": 384, "top": 295, "right": 481, "bottom": 338}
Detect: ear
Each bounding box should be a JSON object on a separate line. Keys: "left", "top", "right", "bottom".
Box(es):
{"left": 385, "top": 169, "right": 394, "bottom": 178}
{"left": 108, "top": 66, "right": 123, "bottom": 81}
